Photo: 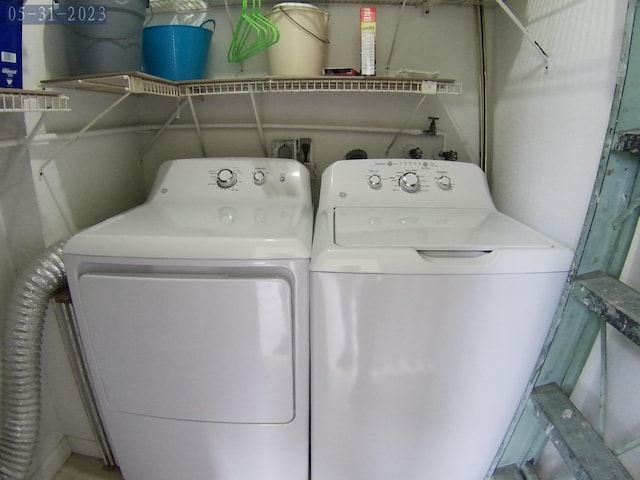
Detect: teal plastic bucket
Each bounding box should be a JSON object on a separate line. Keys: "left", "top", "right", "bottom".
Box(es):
{"left": 143, "top": 20, "right": 216, "bottom": 81}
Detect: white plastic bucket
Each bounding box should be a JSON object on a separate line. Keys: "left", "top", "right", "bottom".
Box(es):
{"left": 265, "top": 3, "right": 329, "bottom": 77}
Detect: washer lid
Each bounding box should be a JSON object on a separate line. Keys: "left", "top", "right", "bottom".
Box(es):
{"left": 334, "top": 207, "right": 555, "bottom": 250}
{"left": 65, "top": 202, "right": 313, "bottom": 260}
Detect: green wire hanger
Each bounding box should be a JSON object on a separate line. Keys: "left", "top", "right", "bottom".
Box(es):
{"left": 228, "top": 0, "right": 279, "bottom": 63}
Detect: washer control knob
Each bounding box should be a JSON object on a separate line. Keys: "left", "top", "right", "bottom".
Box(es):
{"left": 253, "top": 170, "right": 266, "bottom": 185}
{"left": 399, "top": 172, "right": 421, "bottom": 193}
{"left": 217, "top": 169, "right": 237, "bottom": 188}
{"left": 368, "top": 174, "right": 382, "bottom": 189}
{"left": 437, "top": 175, "right": 452, "bottom": 190}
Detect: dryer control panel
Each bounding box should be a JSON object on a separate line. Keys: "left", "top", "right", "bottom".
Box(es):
{"left": 317, "top": 159, "right": 495, "bottom": 210}
{"left": 147, "top": 157, "right": 311, "bottom": 203}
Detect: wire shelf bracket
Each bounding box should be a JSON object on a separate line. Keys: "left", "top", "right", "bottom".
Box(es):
{"left": 495, "top": 0, "right": 550, "bottom": 71}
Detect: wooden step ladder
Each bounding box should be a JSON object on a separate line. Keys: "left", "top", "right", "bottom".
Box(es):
{"left": 493, "top": 275, "right": 640, "bottom": 480}
{"left": 490, "top": 1, "right": 640, "bottom": 479}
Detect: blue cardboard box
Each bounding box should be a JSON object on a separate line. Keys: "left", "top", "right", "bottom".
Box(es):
{"left": 0, "top": 0, "right": 23, "bottom": 88}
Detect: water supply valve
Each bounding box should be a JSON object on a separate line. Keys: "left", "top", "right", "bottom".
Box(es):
{"left": 425, "top": 116, "right": 439, "bottom": 136}
{"left": 440, "top": 150, "right": 458, "bottom": 162}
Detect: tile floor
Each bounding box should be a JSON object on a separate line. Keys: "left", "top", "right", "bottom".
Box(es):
{"left": 53, "top": 455, "right": 122, "bottom": 480}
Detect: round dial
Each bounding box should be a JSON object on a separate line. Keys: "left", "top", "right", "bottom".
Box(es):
{"left": 368, "top": 174, "right": 382, "bottom": 189}
{"left": 398, "top": 172, "right": 421, "bottom": 193}
{"left": 437, "top": 175, "right": 452, "bottom": 190}
{"left": 217, "top": 168, "right": 237, "bottom": 188}
{"left": 253, "top": 170, "right": 266, "bottom": 185}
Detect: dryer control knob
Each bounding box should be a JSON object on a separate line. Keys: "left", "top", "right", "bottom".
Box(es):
{"left": 437, "top": 175, "right": 452, "bottom": 190}
{"left": 399, "top": 172, "right": 421, "bottom": 193}
{"left": 368, "top": 174, "right": 382, "bottom": 189}
{"left": 217, "top": 169, "right": 237, "bottom": 188}
{"left": 253, "top": 171, "right": 266, "bottom": 185}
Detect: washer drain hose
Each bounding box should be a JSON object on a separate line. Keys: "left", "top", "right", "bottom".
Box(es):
{"left": 0, "top": 240, "right": 67, "bottom": 480}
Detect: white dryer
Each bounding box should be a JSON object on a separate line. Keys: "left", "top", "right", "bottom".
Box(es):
{"left": 64, "top": 157, "right": 312, "bottom": 480}
{"left": 310, "top": 159, "right": 573, "bottom": 480}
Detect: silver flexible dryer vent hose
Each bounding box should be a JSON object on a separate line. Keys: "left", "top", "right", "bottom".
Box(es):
{"left": 0, "top": 240, "right": 67, "bottom": 480}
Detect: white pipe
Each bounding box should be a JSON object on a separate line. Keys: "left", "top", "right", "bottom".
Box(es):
{"left": 0, "top": 127, "right": 142, "bottom": 149}
{"left": 6, "top": 122, "right": 429, "bottom": 150}
{"left": 138, "top": 122, "right": 427, "bottom": 136}
{"left": 431, "top": 132, "right": 448, "bottom": 158}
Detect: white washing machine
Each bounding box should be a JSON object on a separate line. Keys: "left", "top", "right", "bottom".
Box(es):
{"left": 64, "top": 157, "right": 312, "bottom": 480}
{"left": 310, "top": 159, "right": 573, "bottom": 480}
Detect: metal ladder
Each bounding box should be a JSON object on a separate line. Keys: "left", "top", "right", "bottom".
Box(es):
{"left": 490, "top": 1, "right": 640, "bottom": 478}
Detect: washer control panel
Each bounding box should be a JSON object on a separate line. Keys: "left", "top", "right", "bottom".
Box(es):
{"left": 361, "top": 160, "right": 458, "bottom": 194}
{"left": 319, "top": 159, "right": 494, "bottom": 210}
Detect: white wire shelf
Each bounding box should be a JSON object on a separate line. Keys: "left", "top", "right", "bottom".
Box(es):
{"left": 42, "top": 73, "right": 461, "bottom": 97}
{"left": 0, "top": 88, "right": 70, "bottom": 112}
{"left": 41, "top": 72, "right": 180, "bottom": 97}
{"left": 150, "top": 0, "right": 215, "bottom": 12}
{"left": 149, "top": 0, "right": 495, "bottom": 12}
{"left": 184, "top": 77, "right": 461, "bottom": 95}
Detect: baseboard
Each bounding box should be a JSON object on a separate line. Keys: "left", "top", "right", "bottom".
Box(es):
{"left": 67, "top": 435, "right": 102, "bottom": 459}
{"left": 28, "top": 438, "right": 72, "bottom": 480}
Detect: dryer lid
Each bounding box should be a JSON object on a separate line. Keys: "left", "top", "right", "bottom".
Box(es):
{"left": 65, "top": 202, "right": 313, "bottom": 259}
{"left": 333, "top": 207, "right": 556, "bottom": 250}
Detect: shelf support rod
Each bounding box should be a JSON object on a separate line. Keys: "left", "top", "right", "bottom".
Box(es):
{"left": 187, "top": 95, "right": 207, "bottom": 157}
{"left": 495, "top": 0, "right": 550, "bottom": 70}
{"left": 385, "top": 0, "right": 407, "bottom": 72}
{"left": 249, "top": 88, "right": 268, "bottom": 157}
{"left": 39, "top": 91, "right": 133, "bottom": 176}
{"left": 141, "top": 98, "right": 189, "bottom": 156}
{"left": 12, "top": 112, "right": 48, "bottom": 164}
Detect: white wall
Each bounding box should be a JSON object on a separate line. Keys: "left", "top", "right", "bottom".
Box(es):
{"left": 490, "top": 0, "right": 628, "bottom": 249}
{"left": 0, "top": 114, "right": 72, "bottom": 479}
{"left": 490, "top": 0, "right": 640, "bottom": 478}
{"left": 1, "top": 6, "right": 150, "bottom": 475}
